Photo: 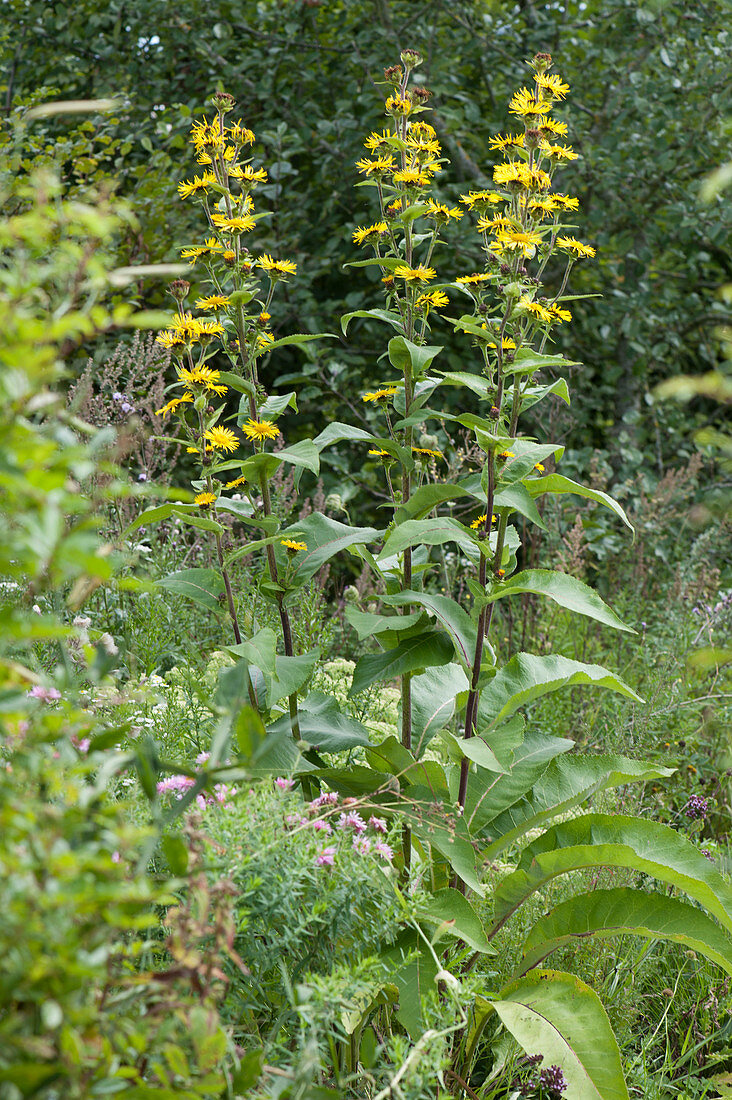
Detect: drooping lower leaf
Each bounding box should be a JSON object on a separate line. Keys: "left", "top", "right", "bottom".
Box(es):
{"left": 484, "top": 570, "right": 633, "bottom": 633}
{"left": 350, "top": 630, "right": 454, "bottom": 696}
{"left": 156, "top": 568, "right": 224, "bottom": 613}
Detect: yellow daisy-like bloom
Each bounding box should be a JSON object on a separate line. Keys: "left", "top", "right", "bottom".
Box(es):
{"left": 550, "top": 193, "right": 580, "bottom": 211}
{"left": 181, "top": 237, "right": 223, "bottom": 262}
{"left": 179, "top": 364, "right": 227, "bottom": 395}
{"left": 227, "top": 120, "right": 256, "bottom": 145}
{"left": 160, "top": 312, "right": 201, "bottom": 343}
{"left": 470, "top": 513, "right": 496, "bottom": 529}
{"left": 281, "top": 538, "right": 307, "bottom": 553}
{"left": 197, "top": 319, "right": 226, "bottom": 340}
{"left": 508, "top": 87, "right": 552, "bottom": 117}
{"left": 460, "top": 189, "right": 505, "bottom": 211}
{"left": 528, "top": 197, "right": 558, "bottom": 216}
{"left": 256, "top": 332, "right": 274, "bottom": 351}
{"left": 394, "top": 264, "right": 436, "bottom": 283}
{"left": 204, "top": 426, "right": 239, "bottom": 453}
{"left": 405, "top": 134, "right": 441, "bottom": 157}
{"left": 534, "top": 462, "right": 546, "bottom": 473}
{"left": 496, "top": 228, "right": 544, "bottom": 256}
{"left": 387, "top": 198, "right": 402, "bottom": 215}
{"left": 416, "top": 290, "right": 449, "bottom": 310}
{"left": 177, "top": 172, "right": 217, "bottom": 199}
{"left": 488, "top": 132, "right": 525, "bottom": 151}
{"left": 196, "top": 146, "right": 236, "bottom": 167}
{"left": 210, "top": 212, "right": 256, "bottom": 233}
{"left": 364, "top": 128, "right": 393, "bottom": 152}
{"left": 369, "top": 448, "right": 391, "bottom": 458}
{"left": 223, "top": 249, "right": 236, "bottom": 262}
{"left": 225, "top": 475, "right": 247, "bottom": 489}
{"left": 355, "top": 156, "right": 396, "bottom": 177}
{"left": 556, "top": 236, "right": 596, "bottom": 258}
{"left": 195, "top": 492, "right": 217, "bottom": 507}
{"left": 229, "top": 165, "right": 268, "bottom": 185}
{"left": 456, "top": 273, "right": 491, "bottom": 285}
{"left": 412, "top": 446, "right": 443, "bottom": 459}
{"left": 156, "top": 330, "right": 185, "bottom": 349}
{"left": 362, "top": 387, "right": 397, "bottom": 403}
{"left": 155, "top": 393, "right": 194, "bottom": 418}
{"left": 352, "top": 222, "right": 388, "bottom": 246}
{"left": 540, "top": 142, "right": 578, "bottom": 162}
{"left": 190, "top": 116, "right": 223, "bottom": 149}
{"left": 498, "top": 450, "right": 516, "bottom": 460}
{"left": 425, "top": 199, "right": 463, "bottom": 224}
{"left": 409, "top": 120, "right": 437, "bottom": 140}
{"left": 393, "top": 169, "right": 430, "bottom": 187}
{"left": 535, "top": 72, "right": 570, "bottom": 99}
{"left": 195, "top": 294, "right": 230, "bottom": 311}
{"left": 548, "top": 304, "right": 572, "bottom": 323}
{"left": 539, "top": 117, "right": 569, "bottom": 137}
{"left": 519, "top": 298, "right": 554, "bottom": 323}
{"left": 385, "top": 93, "right": 412, "bottom": 116}
{"left": 477, "top": 215, "right": 512, "bottom": 233}
{"left": 258, "top": 254, "right": 297, "bottom": 279}
{"left": 493, "top": 161, "right": 533, "bottom": 189}
{"left": 487, "top": 337, "right": 517, "bottom": 351}
{"left": 241, "top": 418, "right": 280, "bottom": 442}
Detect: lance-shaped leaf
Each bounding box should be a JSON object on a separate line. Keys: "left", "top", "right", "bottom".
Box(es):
{"left": 440, "top": 729, "right": 507, "bottom": 774}
{"left": 268, "top": 649, "right": 320, "bottom": 706}
{"left": 478, "top": 653, "right": 642, "bottom": 729}
{"left": 261, "top": 331, "right": 335, "bottom": 354}
{"left": 267, "top": 692, "right": 371, "bottom": 753}
{"left": 520, "top": 377, "right": 571, "bottom": 411}
{"left": 508, "top": 349, "right": 581, "bottom": 374}
{"left": 313, "top": 421, "right": 373, "bottom": 449}
{"left": 525, "top": 473, "right": 632, "bottom": 531}
{"left": 388, "top": 336, "right": 443, "bottom": 376}
{"left": 411, "top": 662, "right": 469, "bottom": 756}
{"left": 519, "top": 888, "right": 732, "bottom": 976}
{"left": 492, "top": 484, "right": 547, "bottom": 530}
{"left": 340, "top": 307, "right": 405, "bottom": 335}
{"left": 484, "top": 754, "right": 674, "bottom": 858}
{"left": 491, "top": 969, "right": 629, "bottom": 1100}
{"left": 484, "top": 570, "right": 633, "bottom": 633}
{"left": 379, "top": 517, "right": 479, "bottom": 560}
{"left": 156, "top": 568, "right": 224, "bottom": 613}
{"left": 278, "top": 439, "right": 320, "bottom": 475}
{"left": 226, "top": 627, "right": 278, "bottom": 679}
{"left": 350, "top": 629, "right": 454, "bottom": 696}
{"left": 438, "top": 370, "right": 494, "bottom": 400}
{"left": 394, "top": 483, "right": 473, "bottom": 524}
{"left": 492, "top": 814, "right": 732, "bottom": 935}
{"left": 280, "top": 513, "right": 380, "bottom": 581}
{"left": 418, "top": 888, "right": 495, "bottom": 954}
{"left": 382, "top": 590, "right": 477, "bottom": 670}
{"left": 345, "top": 606, "right": 426, "bottom": 640}
{"left": 255, "top": 391, "right": 298, "bottom": 420}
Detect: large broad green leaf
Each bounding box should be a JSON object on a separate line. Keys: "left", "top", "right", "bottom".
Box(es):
{"left": 509, "top": 349, "right": 581, "bottom": 374}
{"left": 484, "top": 570, "right": 633, "bottom": 633}
{"left": 340, "top": 307, "right": 405, "bottom": 335}
{"left": 525, "top": 473, "right": 632, "bottom": 531}
{"left": 411, "top": 662, "right": 469, "bottom": 756}
{"left": 388, "top": 336, "right": 442, "bottom": 376}
{"left": 280, "top": 513, "right": 379, "bottom": 581}
{"left": 278, "top": 439, "right": 320, "bottom": 475}
{"left": 313, "top": 421, "right": 373, "bottom": 449}
{"left": 268, "top": 649, "right": 320, "bottom": 706}
{"left": 520, "top": 888, "right": 732, "bottom": 976}
{"left": 405, "top": 794, "right": 484, "bottom": 895}
{"left": 350, "top": 630, "right": 454, "bottom": 696}
{"left": 491, "top": 969, "right": 629, "bottom": 1100}
{"left": 520, "top": 377, "right": 571, "bottom": 411}
{"left": 382, "top": 590, "right": 477, "bottom": 670}
{"left": 379, "top": 517, "right": 479, "bottom": 560}
{"left": 459, "top": 728, "right": 573, "bottom": 835}
{"left": 257, "top": 390, "right": 298, "bottom": 420}
{"left": 492, "top": 484, "right": 547, "bottom": 530}
{"left": 156, "top": 568, "right": 224, "bottom": 613}
{"left": 394, "top": 482, "right": 472, "bottom": 523}
{"left": 440, "top": 730, "right": 506, "bottom": 774}
{"left": 380, "top": 931, "right": 438, "bottom": 1038}
{"left": 484, "top": 754, "right": 674, "bottom": 858}
{"left": 345, "top": 606, "right": 425, "bottom": 640}
{"left": 478, "top": 653, "right": 642, "bottom": 729}
{"left": 438, "top": 370, "right": 494, "bottom": 400}
{"left": 262, "top": 331, "right": 336, "bottom": 353}
{"left": 492, "top": 814, "right": 732, "bottom": 936}
{"left": 267, "top": 692, "right": 371, "bottom": 752}
{"left": 225, "top": 627, "right": 278, "bottom": 679}
{"left": 418, "top": 888, "right": 495, "bottom": 955}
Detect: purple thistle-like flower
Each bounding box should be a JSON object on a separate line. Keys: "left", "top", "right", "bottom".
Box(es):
{"left": 338, "top": 810, "right": 367, "bottom": 834}
{"left": 684, "top": 794, "right": 708, "bottom": 820}
{"left": 368, "top": 815, "right": 388, "bottom": 833}
{"left": 353, "top": 836, "right": 372, "bottom": 855}
{"left": 374, "top": 840, "right": 394, "bottom": 862}
{"left": 312, "top": 818, "right": 333, "bottom": 834}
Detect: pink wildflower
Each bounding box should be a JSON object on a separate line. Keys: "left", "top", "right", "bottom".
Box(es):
{"left": 111, "top": 851, "right": 121, "bottom": 864}
{"left": 285, "top": 813, "right": 308, "bottom": 828}
{"left": 374, "top": 841, "right": 394, "bottom": 862}
{"left": 316, "top": 846, "right": 336, "bottom": 866}
{"left": 275, "top": 777, "right": 295, "bottom": 791}
{"left": 338, "top": 810, "right": 367, "bottom": 834}
{"left": 368, "top": 816, "right": 388, "bottom": 833}
{"left": 353, "top": 836, "right": 372, "bottom": 855}
{"left": 28, "top": 685, "right": 61, "bottom": 703}
{"left": 156, "top": 775, "right": 195, "bottom": 798}
{"left": 312, "top": 818, "right": 333, "bottom": 834}
{"left": 71, "top": 734, "right": 90, "bottom": 754}
{"left": 196, "top": 751, "right": 211, "bottom": 765}
{"left": 309, "top": 791, "right": 339, "bottom": 808}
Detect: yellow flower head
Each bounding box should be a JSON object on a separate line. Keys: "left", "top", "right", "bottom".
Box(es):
{"left": 519, "top": 298, "right": 554, "bottom": 323}
{"left": 394, "top": 264, "right": 436, "bottom": 283}
{"left": 528, "top": 197, "right": 558, "bottom": 217}
{"left": 393, "top": 168, "right": 430, "bottom": 187}
{"left": 498, "top": 450, "right": 516, "bottom": 460}
{"left": 460, "top": 190, "right": 505, "bottom": 211}
{"left": 416, "top": 290, "right": 449, "bottom": 310}
{"left": 195, "top": 294, "right": 230, "bottom": 311}
{"left": 385, "top": 93, "right": 412, "bottom": 116}
{"left": 181, "top": 237, "right": 224, "bottom": 262}
{"left": 156, "top": 330, "right": 185, "bottom": 349}
{"left": 204, "top": 426, "right": 239, "bottom": 453}
{"left": 540, "top": 142, "right": 578, "bottom": 162}
{"left": 355, "top": 155, "right": 396, "bottom": 178}
{"left": 210, "top": 212, "right": 256, "bottom": 234}
{"left": 470, "top": 513, "right": 496, "bottom": 529}
{"left": 229, "top": 164, "right": 268, "bottom": 185}
{"left": 509, "top": 87, "right": 553, "bottom": 117}
{"left": 488, "top": 132, "right": 525, "bottom": 152}
{"left": 477, "top": 214, "right": 512, "bottom": 234}
{"left": 409, "top": 121, "right": 437, "bottom": 140}
{"left": 241, "top": 418, "right": 280, "bottom": 441}
{"left": 179, "top": 364, "right": 227, "bottom": 396}
{"left": 177, "top": 173, "right": 217, "bottom": 199}
{"left": 487, "top": 338, "right": 517, "bottom": 351}
{"left": 556, "top": 236, "right": 596, "bottom": 258}
{"left": 425, "top": 199, "right": 464, "bottom": 224}
{"left": 495, "top": 228, "right": 544, "bottom": 256}
{"left": 362, "top": 387, "right": 398, "bottom": 403}
{"left": 550, "top": 193, "right": 580, "bottom": 211}
{"left": 539, "top": 117, "right": 568, "bottom": 138}
{"left": 534, "top": 462, "right": 546, "bottom": 473}
{"left": 548, "top": 304, "right": 572, "bottom": 323}
{"left": 155, "top": 393, "right": 194, "bottom": 418}
{"left": 225, "top": 475, "right": 247, "bottom": 489}
{"left": 195, "top": 492, "right": 217, "bottom": 507}
{"left": 258, "top": 254, "right": 297, "bottom": 279}
{"left": 456, "top": 273, "right": 492, "bottom": 286}
{"left": 364, "top": 128, "right": 393, "bottom": 152}
{"left": 281, "top": 538, "right": 307, "bottom": 553}
{"left": 227, "top": 120, "right": 256, "bottom": 145}
{"left": 412, "top": 446, "right": 443, "bottom": 460}
{"left": 369, "top": 448, "right": 391, "bottom": 458}
{"left": 535, "top": 72, "right": 570, "bottom": 99}
{"left": 352, "top": 222, "right": 388, "bottom": 246}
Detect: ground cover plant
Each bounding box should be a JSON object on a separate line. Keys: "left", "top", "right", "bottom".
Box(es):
{"left": 0, "top": 26, "right": 730, "bottom": 1100}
